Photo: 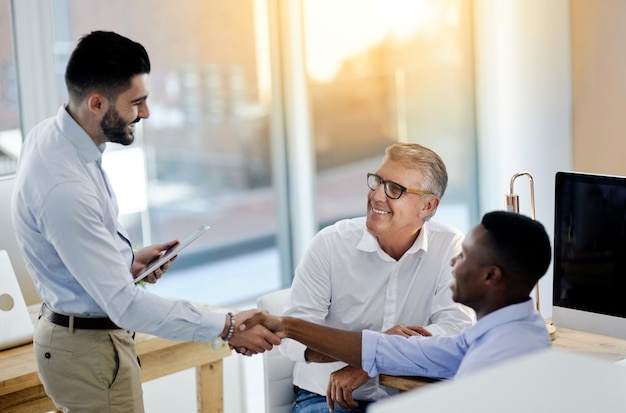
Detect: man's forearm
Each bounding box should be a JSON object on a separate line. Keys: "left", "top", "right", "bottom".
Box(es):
{"left": 305, "top": 347, "right": 337, "bottom": 362}
{"left": 283, "top": 317, "right": 362, "bottom": 368}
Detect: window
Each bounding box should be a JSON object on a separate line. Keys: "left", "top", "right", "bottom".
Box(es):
{"left": 13, "top": 0, "right": 478, "bottom": 308}
{"left": 304, "top": 0, "right": 478, "bottom": 232}
{"left": 0, "top": 0, "right": 21, "bottom": 177}
{"left": 47, "top": 0, "right": 281, "bottom": 305}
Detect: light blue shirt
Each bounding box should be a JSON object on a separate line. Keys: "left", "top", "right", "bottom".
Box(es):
{"left": 11, "top": 106, "right": 224, "bottom": 341}
{"left": 362, "top": 299, "right": 551, "bottom": 379}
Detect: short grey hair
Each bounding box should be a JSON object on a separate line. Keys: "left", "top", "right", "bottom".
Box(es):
{"left": 383, "top": 142, "right": 448, "bottom": 198}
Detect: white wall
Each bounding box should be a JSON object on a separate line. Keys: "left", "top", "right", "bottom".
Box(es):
{"left": 570, "top": 0, "right": 626, "bottom": 176}
{"left": 473, "top": 0, "right": 573, "bottom": 318}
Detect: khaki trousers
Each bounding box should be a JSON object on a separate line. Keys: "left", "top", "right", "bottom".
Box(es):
{"left": 34, "top": 317, "right": 144, "bottom": 413}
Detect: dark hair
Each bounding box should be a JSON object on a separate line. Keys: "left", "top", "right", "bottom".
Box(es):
{"left": 65, "top": 31, "right": 151, "bottom": 102}
{"left": 481, "top": 211, "right": 552, "bottom": 288}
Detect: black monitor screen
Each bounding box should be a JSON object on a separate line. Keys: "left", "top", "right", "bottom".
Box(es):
{"left": 553, "top": 171, "right": 626, "bottom": 318}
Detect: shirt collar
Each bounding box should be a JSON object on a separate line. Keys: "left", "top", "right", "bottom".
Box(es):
{"left": 357, "top": 220, "right": 430, "bottom": 257}
{"left": 56, "top": 105, "right": 105, "bottom": 164}
{"left": 463, "top": 298, "right": 537, "bottom": 343}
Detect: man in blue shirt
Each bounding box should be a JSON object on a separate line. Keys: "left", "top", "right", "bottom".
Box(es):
{"left": 243, "top": 211, "right": 552, "bottom": 411}
{"left": 11, "top": 31, "right": 279, "bottom": 412}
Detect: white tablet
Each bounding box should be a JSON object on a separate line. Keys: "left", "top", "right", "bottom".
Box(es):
{"left": 134, "top": 224, "right": 210, "bottom": 283}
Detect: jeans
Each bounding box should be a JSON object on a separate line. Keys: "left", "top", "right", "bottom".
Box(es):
{"left": 293, "top": 387, "right": 372, "bottom": 413}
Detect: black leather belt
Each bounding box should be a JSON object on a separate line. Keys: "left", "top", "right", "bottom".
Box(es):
{"left": 40, "top": 303, "right": 120, "bottom": 330}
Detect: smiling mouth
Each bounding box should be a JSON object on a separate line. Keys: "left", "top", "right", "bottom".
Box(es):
{"left": 371, "top": 207, "right": 390, "bottom": 215}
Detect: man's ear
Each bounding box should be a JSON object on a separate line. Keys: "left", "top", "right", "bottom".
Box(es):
{"left": 419, "top": 196, "right": 440, "bottom": 216}
{"left": 86, "top": 93, "right": 108, "bottom": 116}
{"left": 485, "top": 266, "right": 503, "bottom": 284}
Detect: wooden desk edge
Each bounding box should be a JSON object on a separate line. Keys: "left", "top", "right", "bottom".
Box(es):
{"left": 379, "top": 375, "right": 442, "bottom": 392}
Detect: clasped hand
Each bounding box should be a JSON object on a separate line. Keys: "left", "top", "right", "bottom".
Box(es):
{"left": 131, "top": 245, "right": 283, "bottom": 355}
{"left": 228, "top": 310, "right": 283, "bottom": 356}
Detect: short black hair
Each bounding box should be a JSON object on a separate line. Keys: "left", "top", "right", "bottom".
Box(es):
{"left": 481, "top": 211, "right": 552, "bottom": 287}
{"left": 65, "top": 31, "right": 150, "bottom": 102}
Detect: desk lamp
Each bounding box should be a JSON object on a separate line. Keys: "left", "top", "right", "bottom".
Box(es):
{"left": 505, "top": 172, "right": 556, "bottom": 339}
{"left": 505, "top": 172, "right": 539, "bottom": 311}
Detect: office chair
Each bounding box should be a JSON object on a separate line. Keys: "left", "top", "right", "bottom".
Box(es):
{"left": 256, "top": 288, "right": 295, "bottom": 413}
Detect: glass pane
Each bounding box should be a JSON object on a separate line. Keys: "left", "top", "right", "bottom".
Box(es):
{"left": 0, "top": 0, "right": 21, "bottom": 177}
{"left": 49, "top": 0, "right": 279, "bottom": 305}
{"left": 304, "top": 0, "right": 477, "bottom": 232}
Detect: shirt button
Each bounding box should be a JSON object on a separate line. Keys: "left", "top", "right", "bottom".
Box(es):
{"left": 44, "top": 352, "right": 51, "bottom": 359}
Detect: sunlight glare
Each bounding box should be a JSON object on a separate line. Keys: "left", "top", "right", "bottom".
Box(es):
{"left": 304, "top": 0, "right": 441, "bottom": 82}
{"left": 376, "top": 0, "right": 438, "bottom": 38}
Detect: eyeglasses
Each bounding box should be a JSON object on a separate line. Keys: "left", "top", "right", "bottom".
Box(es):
{"left": 367, "top": 173, "right": 434, "bottom": 200}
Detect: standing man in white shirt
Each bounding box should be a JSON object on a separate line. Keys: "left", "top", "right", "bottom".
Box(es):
{"left": 279, "top": 143, "right": 475, "bottom": 413}
{"left": 11, "top": 31, "right": 279, "bottom": 413}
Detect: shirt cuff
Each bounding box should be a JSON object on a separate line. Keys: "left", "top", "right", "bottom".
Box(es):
{"left": 278, "top": 337, "right": 308, "bottom": 362}
{"left": 361, "top": 329, "right": 380, "bottom": 377}
{"left": 196, "top": 311, "right": 230, "bottom": 342}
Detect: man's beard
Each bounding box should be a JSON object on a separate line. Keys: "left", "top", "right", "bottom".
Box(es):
{"left": 101, "top": 107, "right": 136, "bottom": 146}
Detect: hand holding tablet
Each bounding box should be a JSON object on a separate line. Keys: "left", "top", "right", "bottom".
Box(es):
{"left": 134, "top": 224, "right": 210, "bottom": 283}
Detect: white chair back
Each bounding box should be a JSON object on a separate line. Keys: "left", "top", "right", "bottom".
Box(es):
{"left": 257, "top": 288, "right": 295, "bottom": 413}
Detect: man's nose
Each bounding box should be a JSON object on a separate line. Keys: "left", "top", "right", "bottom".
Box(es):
{"left": 139, "top": 101, "right": 150, "bottom": 119}
{"left": 371, "top": 184, "right": 387, "bottom": 201}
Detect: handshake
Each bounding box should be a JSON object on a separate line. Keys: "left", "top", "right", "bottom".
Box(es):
{"left": 221, "top": 310, "right": 365, "bottom": 371}
{"left": 221, "top": 310, "right": 287, "bottom": 356}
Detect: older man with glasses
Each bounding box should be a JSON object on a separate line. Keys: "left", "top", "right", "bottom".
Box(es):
{"left": 279, "top": 142, "right": 475, "bottom": 413}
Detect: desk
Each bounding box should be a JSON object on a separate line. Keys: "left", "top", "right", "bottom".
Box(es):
{"left": 379, "top": 322, "right": 626, "bottom": 392}
{"left": 0, "top": 305, "right": 232, "bottom": 413}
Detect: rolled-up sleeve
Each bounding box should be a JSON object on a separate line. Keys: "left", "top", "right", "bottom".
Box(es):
{"left": 361, "top": 330, "right": 464, "bottom": 380}
{"left": 362, "top": 330, "right": 382, "bottom": 377}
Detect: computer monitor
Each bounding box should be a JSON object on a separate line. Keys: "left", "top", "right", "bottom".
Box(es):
{"left": 553, "top": 171, "right": 626, "bottom": 339}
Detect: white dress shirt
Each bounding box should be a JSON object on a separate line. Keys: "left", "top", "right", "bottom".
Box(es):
{"left": 279, "top": 217, "right": 475, "bottom": 401}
